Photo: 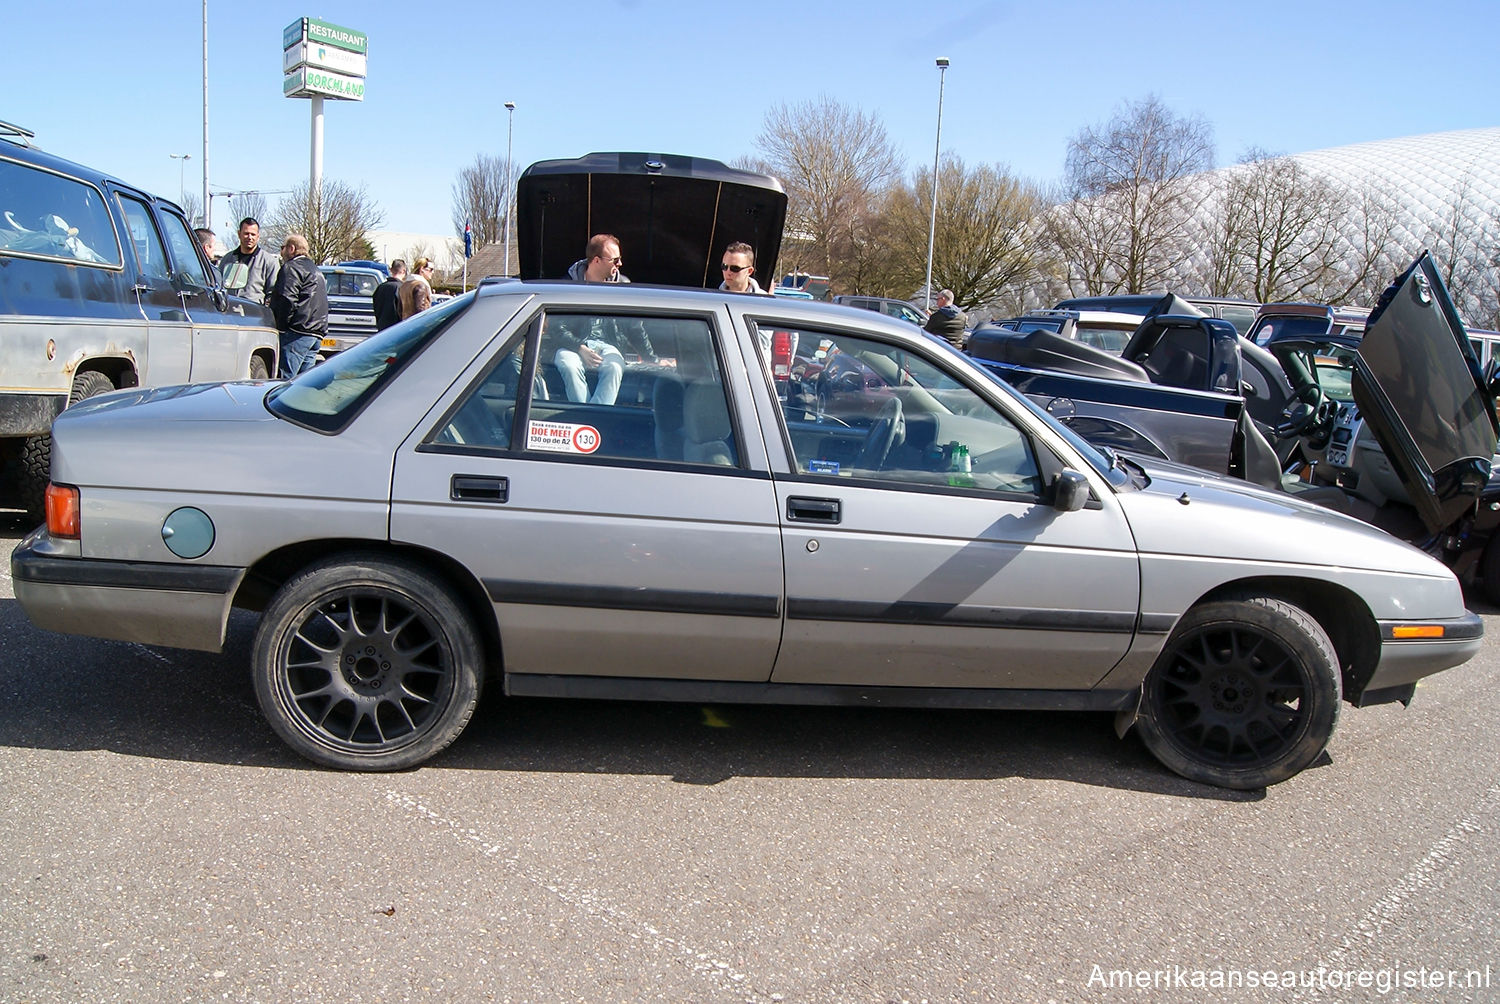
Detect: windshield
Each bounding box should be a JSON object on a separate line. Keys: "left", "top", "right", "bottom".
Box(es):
{"left": 266, "top": 292, "right": 471, "bottom": 432}
{"left": 1252, "top": 314, "right": 1330, "bottom": 346}
{"left": 974, "top": 367, "right": 1133, "bottom": 487}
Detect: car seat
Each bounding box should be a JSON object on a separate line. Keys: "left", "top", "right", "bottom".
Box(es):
{"left": 652, "top": 376, "right": 685, "bottom": 460}
{"left": 681, "top": 382, "right": 735, "bottom": 466}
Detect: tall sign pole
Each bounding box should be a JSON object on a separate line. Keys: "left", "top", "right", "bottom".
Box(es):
{"left": 201, "top": 0, "right": 210, "bottom": 227}
{"left": 283, "top": 17, "right": 367, "bottom": 241}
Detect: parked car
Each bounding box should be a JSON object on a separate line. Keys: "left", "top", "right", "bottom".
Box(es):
{"left": 12, "top": 271, "right": 1483, "bottom": 788}
{"left": 1249, "top": 302, "right": 1370, "bottom": 346}
{"left": 1056, "top": 294, "right": 1261, "bottom": 336}
{"left": 0, "top": 119, "right": 277, "bottom": 519}
{"left": 318, "top": 264, "right": 384, "bottom": 356}
{"left": 974, "top": 257, "right": 1500, "bottom": 599}
{"left": 832, "top": 295, "right": 930, "bottom": 327}
{"left": 982, "top": 309, "right": 1143, "bottom": 354}
{"left": 336, "top": 258, "right": 389, "bottom": 278}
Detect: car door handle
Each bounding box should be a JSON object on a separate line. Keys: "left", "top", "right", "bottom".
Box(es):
{"left": 786, "top": 496, "right": 841, "bottom": 524}
{"left": 451, "top": 474, "right": 509, "bottom": 503}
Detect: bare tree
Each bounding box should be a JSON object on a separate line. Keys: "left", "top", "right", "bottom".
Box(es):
{"left": 178, "top": 191, "right": 203, "bottom": 227}
{"left": 230, "top": 193, "right": 269, "bottom": 227}
{"left": 266, "top": 180, "right": 385, "bottom": 264}
{"left": 754, "top": 96, "right": 903, "bottom": 291}
{"left": 450, "top": 154, "right": 510, "bottom": 248}
{"left": 1052, "top": 95, "right": 1214, "bottom": 294}
{"left": 881, "top": 155, "right": 1053, "bottom": 311}
{"left": 1421, "top": 170, "right": 1500, "bottom": 326}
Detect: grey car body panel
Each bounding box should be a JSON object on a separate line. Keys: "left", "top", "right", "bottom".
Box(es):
{"left": 12, "top": 281, "right": 1481, "bottom": 712}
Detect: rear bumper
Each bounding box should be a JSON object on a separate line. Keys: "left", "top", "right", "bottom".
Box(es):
{"left": 1360, "top": 612, "right": 1485, "bottom": 694}
{"left": 11, "top": 528, "right": 243, "bottom": 652}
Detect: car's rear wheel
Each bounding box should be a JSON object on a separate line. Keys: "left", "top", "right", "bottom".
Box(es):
{"left": 18, "top": 370, "right": 117, "bottom": 522}
{"left": 1135, "top": 595, "right": 1340, "bottom": 789}
{"left": 249, "top": 354, "right": 270, "bottom": 381}
{"left": 252, "top": 554, "right": 482, "bottom": 771}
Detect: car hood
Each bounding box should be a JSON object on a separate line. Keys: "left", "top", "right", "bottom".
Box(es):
{"left": 1119, "top": 455, "right": 1449, "bottom": 576}
{"left": 516, "top": 151, "right": 786, "bottom": 288}
{"left": 1353, "top": 252, "right": 1499, "bottom": 534}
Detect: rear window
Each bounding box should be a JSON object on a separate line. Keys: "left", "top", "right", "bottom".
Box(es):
{"left": 267, "top": 293, "right": 470, "bottom": 432}
{"left": 323, "top": 271, "right": 381, "bottom": 296}
{"left": 0, "top": 157, "right": 121, "bottom": 267}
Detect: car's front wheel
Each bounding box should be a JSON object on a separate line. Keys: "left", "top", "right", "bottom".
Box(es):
{"left": 252, "top": 554, "right": 483, "bottom": 771}
{"left": 1134, "top": 595, "right": 1340, "bottom": 789}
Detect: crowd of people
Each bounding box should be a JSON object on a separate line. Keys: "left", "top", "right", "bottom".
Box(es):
{"left": 196, "top": 222, "right": 954, "bottom": 382}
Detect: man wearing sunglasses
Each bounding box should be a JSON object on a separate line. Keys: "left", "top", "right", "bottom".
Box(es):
{"left": 566, "top": 233, "right": 629, "bottom": 283}
{"left": 718, "top": 241, "right": 768, "bottom": 294}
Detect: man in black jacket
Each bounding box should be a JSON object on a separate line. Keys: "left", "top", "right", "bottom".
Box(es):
{"left": 923, "top": 289, "right": 968, "bottom": 348}
{"left": 269, "top": 234, "right": 328, "bottom": 378}
{"left": 372, "top": 259, "right": 408, "bottom": 331}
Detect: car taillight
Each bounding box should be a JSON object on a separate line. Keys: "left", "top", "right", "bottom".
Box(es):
{"left": 771, "top": 330, "right": 792, "bottom": 380}
{"left": 46, "top": 483, "right": 80, "bottom": 538}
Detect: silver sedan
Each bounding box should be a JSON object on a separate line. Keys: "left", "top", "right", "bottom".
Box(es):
{"left": 11, "top": 282, "right": 1482, "bottom": 788}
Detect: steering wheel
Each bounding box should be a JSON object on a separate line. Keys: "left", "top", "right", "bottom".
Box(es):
{"left": 857, "top": 397, "right": 905, "bottom": 472}
{"left": 1274, "top": 385, "right": 1333, "bottom": 440}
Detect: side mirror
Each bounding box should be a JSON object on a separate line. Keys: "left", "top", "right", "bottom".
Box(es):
{"left": 1052, "top": 469, "right": 1091, "bottom": 512}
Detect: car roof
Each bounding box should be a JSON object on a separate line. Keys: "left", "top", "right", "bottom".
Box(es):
{"left": 1, "top": 128, "right": 167, "bottom": 209}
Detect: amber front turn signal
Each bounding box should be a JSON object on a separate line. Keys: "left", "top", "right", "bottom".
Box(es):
{"left": 1391, "top": 625, "right": 1446, "bottom": 639}
{"left": 45, "top": 483, "right": 80, "bottom": 538}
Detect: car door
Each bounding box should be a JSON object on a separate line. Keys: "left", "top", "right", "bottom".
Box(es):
{"left": 389, "top": 306, "right": 786, "bottom": 682}
{"left": 153, "top": 205, "right": 243, "bottom": 381}
{"left": 752, "top": 322, "right": 1140, "bottom": 691}
{"left": 113, "top": 192, "right": 192, "bottom": 384}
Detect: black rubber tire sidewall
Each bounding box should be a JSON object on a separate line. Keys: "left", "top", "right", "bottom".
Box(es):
{"left": 1136, "top": 595, "right": 1341, "bottom": 789}
{"left": 251, "top": 554, "right": 482, "bottom": 771}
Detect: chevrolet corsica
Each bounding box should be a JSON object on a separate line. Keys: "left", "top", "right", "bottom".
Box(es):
{"left": 11, "top": 281, "right": 1483, "bottom": 788}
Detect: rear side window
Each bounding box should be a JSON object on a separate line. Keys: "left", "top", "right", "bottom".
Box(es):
{"left": 0, "top": 158, "right": 121, "bottom": 267}
{"left": 116, "top": 195, "right": 171, "bottom": 281}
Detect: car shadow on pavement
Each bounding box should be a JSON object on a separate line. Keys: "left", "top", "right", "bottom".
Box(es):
{"left": 0, "top": 601, "right": 1266, "bottom": 801}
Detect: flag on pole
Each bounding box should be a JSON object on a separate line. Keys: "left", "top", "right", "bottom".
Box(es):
{"left": 464, "top": 220, "right": 473, "bottom": 259}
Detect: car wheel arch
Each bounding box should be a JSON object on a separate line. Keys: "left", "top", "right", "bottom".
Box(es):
{"left": 233, "top": 539, "right": 504, "bottom": 679}
{"left": 1122, "top": 577, "right": 1378, "bottom": 726}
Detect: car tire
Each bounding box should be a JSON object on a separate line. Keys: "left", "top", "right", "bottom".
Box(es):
{"left": 1134, "top": 594, "right": 1341, "bottom": 789}
{"left": 18, "top": 370, "right": 117, "bottom": 522}
{"left": 252, "top": 554, "right": 483, "bottom": 771}
{"left": 249, "top": 354, "right": 270, "bottom": 381}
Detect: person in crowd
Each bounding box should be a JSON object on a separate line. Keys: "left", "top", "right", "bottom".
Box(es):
{"left": 398, "top": 257, "right": 434, "bottom": 319}
{"left": 923, "top": 289, "right": 968, "bottom": 348}
{"left": 718, "top": 241, "right": 769, "bottom": 294}
{"left": 218, "top": 217, "right": 280, "bottom": 305}
{"left": 373, "top": 259, "right": 408, "bottom": 330}
{"left": 194, "top": 228, "right": 221, "bottom": 281}
{"left": 552, "top": 234, "right": 654, "bottom": 404}
{"left": 268, "top": 233, "right": 328, "bottom": 379}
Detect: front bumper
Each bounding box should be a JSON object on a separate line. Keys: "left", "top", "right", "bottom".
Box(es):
{"left": 11, "top": 528, "right": 244, "bottom": 653}
{"left": 1360, "top": 612, "right": 1485, "bottom": 695}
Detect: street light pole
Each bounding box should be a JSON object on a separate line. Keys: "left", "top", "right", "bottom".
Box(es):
{"left": 170, "top": 153, "right": 192, "bottom": 208}
{"left": 923, "top": 57, "right": 949, "bottom": 311}
{"left": 503, "top": 101, "right": 516, "bottom": 277}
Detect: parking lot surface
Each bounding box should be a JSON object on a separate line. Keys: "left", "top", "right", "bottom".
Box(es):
{"left": 2, "top": 510, "right": 1497, "bottom": 1002}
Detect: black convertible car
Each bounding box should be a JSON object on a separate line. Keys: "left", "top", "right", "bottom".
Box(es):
{"left": 965, "top": 254, "right": 1500, "bottom": 601}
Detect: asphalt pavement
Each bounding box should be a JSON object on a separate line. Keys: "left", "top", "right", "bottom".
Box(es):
{"left": 1, "top": 509, "right": 1496, "bottom": 1003}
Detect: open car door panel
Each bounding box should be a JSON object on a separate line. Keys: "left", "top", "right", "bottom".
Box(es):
{"left": 1353, "top": 252, "right": 1500, "bottom": 534}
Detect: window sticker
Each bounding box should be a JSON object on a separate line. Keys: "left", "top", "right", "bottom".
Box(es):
{"left": 808, "top": 459, "right": 841, "bottom": 475}
{"left": 527, "top": 420, "right": 602, "bottom": 455}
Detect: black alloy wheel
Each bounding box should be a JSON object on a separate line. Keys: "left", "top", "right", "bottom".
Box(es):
{"left": 252, "top": 555, "right": 482, "bottom": 771}
{"left": 1135, "top": 595, "right": 1340, "bottom": 789}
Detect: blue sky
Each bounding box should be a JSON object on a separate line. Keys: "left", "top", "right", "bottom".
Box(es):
{"left": 8, "top": 1, "right": 1497, "bottom": 241}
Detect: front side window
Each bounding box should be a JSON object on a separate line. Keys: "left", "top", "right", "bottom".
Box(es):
{"left": 435, "top": 313, "right": 740, "bottom": 468}
{"left": 757, "top": 323, "right": 1042, "bottom": 495}
{"left": 157, "top": 208, "right": 210, "bottom": 287}
{"left": 0, "top": 158, "right": 121, "bottom": 266}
